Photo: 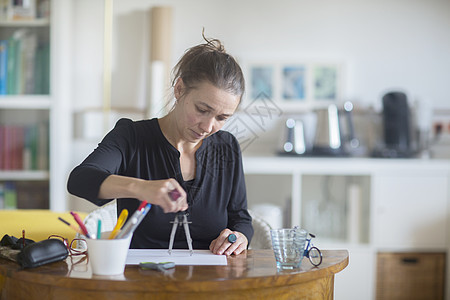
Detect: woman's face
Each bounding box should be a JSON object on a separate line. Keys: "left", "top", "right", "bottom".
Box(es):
{"left": 174, "top": 79, "right": 240, "bottom": 143}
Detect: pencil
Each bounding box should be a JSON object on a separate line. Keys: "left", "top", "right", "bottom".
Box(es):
{"left": 58, "top": 217, "right": 83, "bottom": 235}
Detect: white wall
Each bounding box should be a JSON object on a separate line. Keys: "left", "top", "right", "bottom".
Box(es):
{"left": 72, "top": 0, "right": 450, "bottom": 112}
{"left": 107, "top": 0, "right": 450, "bottom": 111}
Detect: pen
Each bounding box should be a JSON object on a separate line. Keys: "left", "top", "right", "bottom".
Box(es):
{"left": 70, "top": 211, "right": 93, "bottom": 239}
{"left": 109, "top": 209, "right": 129, "bottom": 239}
{"left": 58, "top": 217, "right": 83, "bottom": 235}
{"left": 116, "top": 201, "right": 151, "bottom": 239}
{"left": 97, "top": 219, "right": 102, "bottom": 239}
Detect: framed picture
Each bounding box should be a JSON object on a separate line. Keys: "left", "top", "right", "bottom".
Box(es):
{"left": 282, "top": 65, "right": 307, "bottom": 102}
{"left": 313, "top": 64, "right": 340, "bottom": 101}
{"left": 249, "top": 64, "right": 275, "bottom": 99}
{"left": 245, "top": 61, "right": 343, "bottom": 109}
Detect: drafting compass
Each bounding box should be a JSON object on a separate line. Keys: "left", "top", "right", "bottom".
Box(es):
{"left": 168, "top": 211, "right": 193, "bottom": 256}
{"left": 167, "top": 190, "right": 193, "bottom": 256}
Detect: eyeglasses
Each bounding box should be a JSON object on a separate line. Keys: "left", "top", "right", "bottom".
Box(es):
{"left": 48, "top": 235, "right": 87, "bottom": 256}
{"left": 67, "top": 254, "right": 89, "bottom": 274}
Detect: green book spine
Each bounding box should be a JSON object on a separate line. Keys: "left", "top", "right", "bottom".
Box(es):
{"left": 42, "top": 42, "right": 49, "bottom": 94}
{"left": 15, "top": 36, "right": 22, "bottom": 94}
{"left": 34, "top": 43, "right": 42, "bottom": 94}
{"left": 34, "top": 42, "right": 49, "bottom": 95}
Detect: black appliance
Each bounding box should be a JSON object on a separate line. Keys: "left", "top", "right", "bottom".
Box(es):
{"left": 373, "top": 91, "right": 413, "bottom": 158}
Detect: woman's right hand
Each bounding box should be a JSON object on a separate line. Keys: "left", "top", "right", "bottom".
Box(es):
{"left": 137, "top": 178, "right": 188, "bottom": 213}
{"left": 98, "top": 175, "right": 188, "bottom": 213}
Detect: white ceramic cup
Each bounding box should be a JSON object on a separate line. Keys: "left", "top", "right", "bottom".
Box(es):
{"left": 86, "top": 231, "right": 132, "bottom": 275}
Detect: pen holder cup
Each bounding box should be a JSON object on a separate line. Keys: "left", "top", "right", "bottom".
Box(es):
{"left": 270, "top": 228, "right": 307, "bottom": 270}
{"left": 86, "top": 231, "right": 132, "bottom": 275}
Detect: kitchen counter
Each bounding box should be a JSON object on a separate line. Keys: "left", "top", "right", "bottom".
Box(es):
{"left": 243, "top": 155, "right": 450, "bottom": 174}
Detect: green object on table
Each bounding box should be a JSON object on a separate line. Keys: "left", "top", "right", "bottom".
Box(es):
{"left": 139, "top": 261, "right": 175, "bottom": 271}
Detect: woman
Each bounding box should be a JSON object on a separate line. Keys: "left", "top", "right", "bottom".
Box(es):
{"left": 67, "top": 35, "right": 253, "bottom": 256}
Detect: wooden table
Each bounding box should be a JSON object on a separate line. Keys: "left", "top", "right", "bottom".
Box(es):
{"left": 0, "top": 249, "right": 348, "bottom": 300}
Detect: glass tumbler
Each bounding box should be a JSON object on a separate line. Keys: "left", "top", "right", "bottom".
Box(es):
{"left": 270, "top": 228, "right": 308, "bottom": 270}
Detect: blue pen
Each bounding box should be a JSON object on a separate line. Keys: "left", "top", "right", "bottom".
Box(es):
{"left": 116, "top": 202, "right": 151, "bottom": 239}
{"left": 97, "top": 219, "right": 102, "bottom": 239}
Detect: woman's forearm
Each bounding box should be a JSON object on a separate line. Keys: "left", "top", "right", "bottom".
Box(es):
{"left": 98, "top": 174, "right": 144, "bottom": 200}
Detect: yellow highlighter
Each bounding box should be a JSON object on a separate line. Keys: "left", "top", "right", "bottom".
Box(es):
{"left": 109, "top": 209, "right": 129, "bottom": 239}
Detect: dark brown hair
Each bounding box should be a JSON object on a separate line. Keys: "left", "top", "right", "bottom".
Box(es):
{"left": 171, "top": 32, "right": 245, "bottom": 100}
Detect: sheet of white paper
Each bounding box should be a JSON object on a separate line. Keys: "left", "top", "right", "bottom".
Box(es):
{"left": 126, "top": 249, "right": 227, "bottom": 265}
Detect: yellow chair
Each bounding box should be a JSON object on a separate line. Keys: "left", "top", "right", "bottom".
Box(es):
{"left": 0, "top": 210, "right": 88, "bottom": 242}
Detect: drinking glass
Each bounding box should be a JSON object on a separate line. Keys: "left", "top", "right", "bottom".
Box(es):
{"left": 270, "top": 228, "right": 307, "bottom": 270}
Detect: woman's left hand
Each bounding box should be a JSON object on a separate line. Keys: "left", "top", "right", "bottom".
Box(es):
{"left": 209, "top": 229, "right": 248, "bottom": 256}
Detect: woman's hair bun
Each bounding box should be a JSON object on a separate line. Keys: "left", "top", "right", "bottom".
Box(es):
{"left": 202, "top": 29, "right": 225, "bottom": 53}
{"left": 171, "top": 29, "right": 245, "bottom": 98}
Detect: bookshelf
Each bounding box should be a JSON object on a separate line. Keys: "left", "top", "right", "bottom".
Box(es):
{"left": 0, "top": 0, "right": 71, "bottom": 211}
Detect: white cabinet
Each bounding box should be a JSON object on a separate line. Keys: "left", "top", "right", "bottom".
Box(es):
{"left": 300, "top": 174, "right": 371, "bottom": 244}
{"left": 334, "top": 246, "right": 376, "bottom": 300}
{"left": 243, "top": 156, "right": 450, "bottom": 300}
{"left": 244, "top": 157, "right": 374, "bottom": 244}
{"left": 373, "top": 170, "right": 448, "bottom": 249}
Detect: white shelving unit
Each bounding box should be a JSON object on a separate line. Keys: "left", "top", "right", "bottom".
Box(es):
{"left": 0, "top": 95, "right": 51, "bottom": 109}
{"left": 0, "top": 0, "right": 72, "bottom": 211}
{"left": 243, "top": 156, "right": 450, "bottom": 300}
{"left": 0, "top": 19, "right": 50, "bottom": 27}
{"left": 0, "top": 170, "right": 48, "bottom": 181}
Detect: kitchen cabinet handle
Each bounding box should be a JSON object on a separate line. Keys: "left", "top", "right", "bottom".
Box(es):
{"left": 401, "top": 257, "right": 419, "bottom": 264}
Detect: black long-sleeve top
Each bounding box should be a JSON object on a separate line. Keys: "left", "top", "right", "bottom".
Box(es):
{"left": 67, "top": 118, "right": 253, "bottom": 249}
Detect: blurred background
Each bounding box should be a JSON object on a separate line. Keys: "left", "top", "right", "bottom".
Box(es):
{"left": 1, "top": 1, "right": 450, "bottom": 299}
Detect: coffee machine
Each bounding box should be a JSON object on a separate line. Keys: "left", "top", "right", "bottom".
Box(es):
{"left": 372, "top": 91, "right": 414, "bottom": 158}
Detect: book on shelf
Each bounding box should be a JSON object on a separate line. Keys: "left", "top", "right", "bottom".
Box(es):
{"left": 36, "top": 120, "right": 48, "bottom": 170}
{"left": 0, "top": 122, "right": 48, "bottom": 171}
{"left": 3, "top": 181, "right": 16, "bottom": 209}
{"left": 6, "top": 29, "right": 37, "bottom": 95}
{"left": 22, "top": 31, "right": 37, "bottom": 94}
{"left": 0, "top": 28, "right": 49, "bottom": 95}
{"left": 6, "top": 33, "right": 17, "bottom": 94}
{"left": 33, "top": 40, "right": 49, "bottom": 94}
{"left": 0, "top": 39, "right": 7, "bottom": 95}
